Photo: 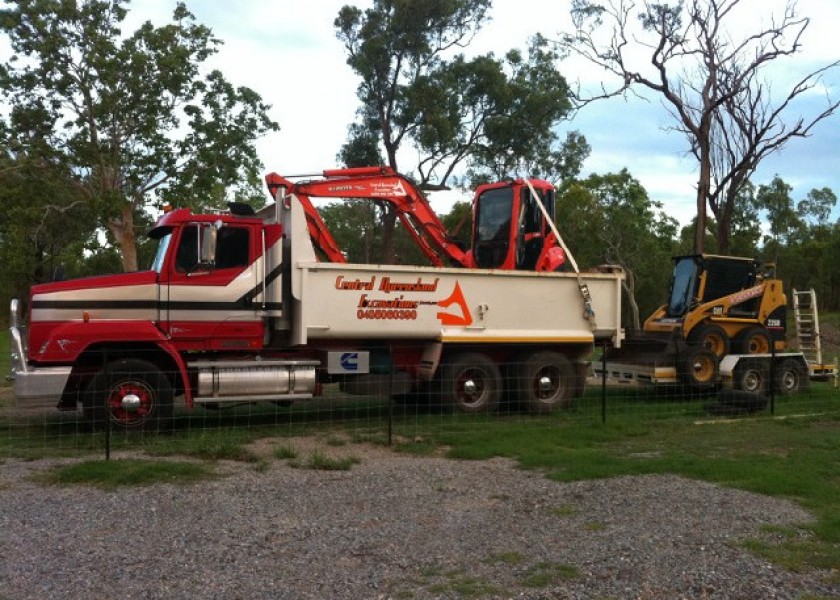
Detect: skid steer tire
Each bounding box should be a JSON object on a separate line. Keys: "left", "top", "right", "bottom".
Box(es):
{"left": 735, "top": 326, "right": 772, "bottom": 355}
{"left": 678, "top": 347, "right": 719, "bottom": 389}
{"left": 688, "top": 323, "right": 730, "bottom": 359}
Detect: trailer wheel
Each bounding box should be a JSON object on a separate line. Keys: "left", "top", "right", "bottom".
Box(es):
{"left": 735, "top": 326, "right": 771, "bottom": 354}
{"left": 775, "top": 358, "right": 808, "bottom": 395}
{"left": 84, "top": 359, "right": 173, "bottom": 431}
{"left": 688, "top": 323, "right": 730, "bottom": 359}
{"left": 513, "top": 351, "right": 575, "bottom": 413}
{"left": 678, "top": 347, "right": 719, "bottom": 388}
{"left": 440, "top": 353, "right": 501, "bottom": 414}
{"left": 733, "top": 359, "right": 769, "bottom": 394}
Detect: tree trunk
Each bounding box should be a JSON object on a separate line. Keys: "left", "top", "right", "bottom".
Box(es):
{"left": 716, "top": 212, "right": 731, "bottom": 255}
{"left": 382, "top": 143, "right": 399, "bottom": 264}
{"left": 108, "top": 204, "right": 138, "bottom": 272}
{"left": 695, "top": 144, "right": 711, "bottom": 255}
{"left": 622, "top": 269, "right": 641, "bottom": 331}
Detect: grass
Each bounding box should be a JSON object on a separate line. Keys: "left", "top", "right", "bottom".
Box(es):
{"left": 520, "top": 562, "right": 580, "bottom": 588}
{"left": 0, "top": 328, "right": 10, "bottom": 381}
{"left": 295, "top": 450, "right": 361, "bottom": 471}
{"left": 34, "top": 458, "right": 215, "bottom": 489}
{"left": 273, "top": 444, "right": 298, "bottom": 460}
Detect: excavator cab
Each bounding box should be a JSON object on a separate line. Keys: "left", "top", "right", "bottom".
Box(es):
{"left": 471, "top": 178, "right": 563, "bottom": 271}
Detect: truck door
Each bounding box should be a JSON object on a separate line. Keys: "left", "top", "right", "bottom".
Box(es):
{"left": 160, "top": 221, "right": 263, "bottom": 347}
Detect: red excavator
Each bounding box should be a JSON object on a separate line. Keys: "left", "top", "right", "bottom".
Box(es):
{"left": 264, "top": 166, "right": 569, "bottom": 272}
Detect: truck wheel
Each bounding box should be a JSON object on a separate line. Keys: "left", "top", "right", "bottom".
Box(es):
{"left": 735, "top": 326, "right": 771, "bottom": 354}
{"left": 733, "top": 359, "right": 768, "bottom": 394}
{"left": 775, "top": 358, "right": 808, "bottom": 395}
{"left": 440, "top": 353, "right": 501, "bottom": 414}
{"left": 678, "top": 347, "right": 719, "bottom": 388}
{"left": 514, "top": 351, "right": 575, "bottom": 413}
{"left": 84, "top": 359, "right": 174, "bottom": 431}
{"left": 688, "top": 323, "right": 730, "bottom": 359}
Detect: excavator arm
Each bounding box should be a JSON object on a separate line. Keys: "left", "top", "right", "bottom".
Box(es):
{"left": 265, "top": 166, "right": 471, "bottom": 267}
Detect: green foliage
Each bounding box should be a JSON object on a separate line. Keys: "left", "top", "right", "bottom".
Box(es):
{"left": 0, "top": 0, "right": 277, "bottom": 272}
{"left": 557, "top": 169, "right": 679, "bottom": 327}
{"left": 318, "top": 199, "right": 429, "bottom": 265}
{"left": 334, "top": 1, "right": 582, "bottom": 267}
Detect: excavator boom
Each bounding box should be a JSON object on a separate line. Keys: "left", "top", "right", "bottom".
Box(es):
{"left": 265, "top": 166, "right": 470, "bottom": 267}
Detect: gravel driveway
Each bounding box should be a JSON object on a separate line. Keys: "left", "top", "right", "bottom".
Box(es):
{"left": 1, "top": 438, "right": 837, "bottom": 600}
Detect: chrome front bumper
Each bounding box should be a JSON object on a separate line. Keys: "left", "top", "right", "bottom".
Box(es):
{"left": 9, "top": 299, "right": 71, "bottom": 409}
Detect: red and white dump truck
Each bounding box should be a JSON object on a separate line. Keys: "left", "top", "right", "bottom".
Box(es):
{"left": 9, "top": 166, "right": 624, "bottom": 430}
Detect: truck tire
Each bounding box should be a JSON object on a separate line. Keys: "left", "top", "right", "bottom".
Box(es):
{"left": 775, "top": 358, "right": 808, "bottom": 395}
{"left": 439, "top": 353, "right": 501, "bottom": 414}
{"left": 688, "top": 323, "right": 730, "bottom": 359}
{"left": 84, "top": 359, "right": 174, "bottom": 432}
{"left": 513, "top": 351, "right": 575, "bottom": 413}
{"left": 735, "top": 326, "right": 771, "bottom": 354}
{"left": 732, "top": 359, "right": 769, "bottom": 394}
{"left": 678, "top": 347, "right": 719, "bottom": 388}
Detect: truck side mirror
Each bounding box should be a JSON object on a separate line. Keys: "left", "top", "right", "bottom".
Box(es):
{"left": 200, "top": 221, "right": 222, "bottom": 265}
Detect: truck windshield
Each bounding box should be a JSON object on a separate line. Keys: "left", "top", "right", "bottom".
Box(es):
{"left": 667, "top": 258, "right": 698, "bottom": 317}
{"left": 150, "top": 232, "right": 172, "bottom": 273}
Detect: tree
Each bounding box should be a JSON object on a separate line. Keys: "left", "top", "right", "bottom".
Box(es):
{"left": 558, "top": 169, "right": 679, "bottom": 328}
{"left": 797, "top": 187, "right": 837, "bottom": 227}
{"left": 335, "top": 0, "right": 489, "bottom": 263}
{"left": 412, "top": 36, "right": 583, "bottom": 186}
{"left": 0, "top": 133, "right": 96, "bottom": 306}
{"left": 753, "top": 175, "right": 802, "bottom": 266}
{"left": 335, "top": 1, "right": 582, "bottom": 262}
{"left": 559, "top": 0, "right": 840, "bottom": 254}
{"left": 0, "top": 0, "right": 278, "bottom": 271}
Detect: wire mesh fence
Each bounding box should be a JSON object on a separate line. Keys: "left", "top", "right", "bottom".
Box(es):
{"left": 3, "top": 344, "right": 838, "bottom": 460}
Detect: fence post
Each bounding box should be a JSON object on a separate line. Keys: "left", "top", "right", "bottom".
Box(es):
{"left": 388, "top": 344, "right": 393, "bottom": 447}
{"left": 104, "top": 349, "right": 111, "bottom": 461}
{"left": 769, "top": 341, "right": 776, "bottom": 416}
{"left": 601, "top": 340, "right": 607, "bottom": 424}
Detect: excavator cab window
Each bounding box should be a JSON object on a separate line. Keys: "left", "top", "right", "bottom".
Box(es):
{"left": 516, "top": 186, "right": 552, "bottom": 270}
{"left": 473, "top": 188, "right": 513, "bottom": 268}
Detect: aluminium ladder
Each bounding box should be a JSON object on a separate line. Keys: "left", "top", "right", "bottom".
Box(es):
{"left": 792, "top": 288, "right": 837, "bottom": 381}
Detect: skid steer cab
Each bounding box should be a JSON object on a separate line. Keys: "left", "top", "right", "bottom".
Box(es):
{"left": 645, "top": 254, "right": 787, "bottom": 359}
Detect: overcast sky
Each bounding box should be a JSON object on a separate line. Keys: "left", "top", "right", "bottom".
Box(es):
{"left": 12, "top": 0, "right": 840, "bottom": 225}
